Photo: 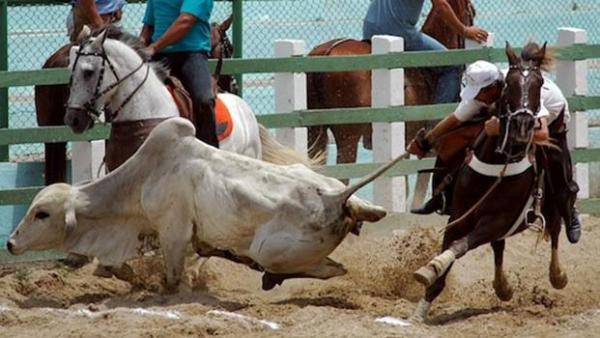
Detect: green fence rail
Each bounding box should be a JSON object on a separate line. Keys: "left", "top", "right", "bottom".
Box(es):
{"left": 3, "top": 44, "right": 600, "bottom": 89}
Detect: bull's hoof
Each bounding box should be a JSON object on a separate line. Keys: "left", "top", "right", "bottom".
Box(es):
{"left": 550, "top": 271, "right": 568, "bottom": 290}
{"left": 60, "top": 253, "right": 90, "bottom": 269}
{"left": 261, "top": 273, "right": 283, "bottom": 291}
{"left": 414, "top": 265, "right": 437, "bottom": 287}
{"left": 93, "top": 265, "right": 115, "bottom": 278}
{"left": 493, "top": 279, "right": 514, "bottom": 301}
{"left": 110, "top": 263, "right": 135, "bottom": 283}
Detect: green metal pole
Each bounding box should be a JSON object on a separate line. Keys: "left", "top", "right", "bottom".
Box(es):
{"left": 0, "top": 0, "right": 9, "bottom": 161}
{"left": 232, "top": 0, "right": 243, "bottom": 97}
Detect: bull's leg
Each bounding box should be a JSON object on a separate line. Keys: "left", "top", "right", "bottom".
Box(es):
{"left": 261, "top": 257, "right": 347, "bottom": 290}
{"left": 249, "top": 222, "right": 348, "bottom": 289}
{"left": 547, "top": 210, "right": 568, "bottom": 289}
{"left": 491, "top": 240, "right": 513, "bottom": 301}
{"left": 159, "top": 230, "right": 190, "bottom": 293}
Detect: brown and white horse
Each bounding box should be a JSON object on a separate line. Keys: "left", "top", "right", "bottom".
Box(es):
{"left": 411, "top": 42, "right": 568, "bottom": 322}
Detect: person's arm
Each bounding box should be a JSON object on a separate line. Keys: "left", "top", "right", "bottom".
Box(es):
{"left": 406, "top": 114, "right": 462, "bottom": 158}
{"left": 147, "top": 13, "right": 197, "bottom": 55}
{"left": 431, "top": 0, "right": 488, "bottom": 43}
{"left": 533, "top": 117, "right": 549, "bottom": 143}
{"left": 78, "top": 0, "right": 104, "bottom": 28}
{"left": 140, "top": 24, "right": 154, "bottom": 46}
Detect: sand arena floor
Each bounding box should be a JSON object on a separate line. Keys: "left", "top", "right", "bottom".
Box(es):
{"left": 0, "top": 214, "right": 599, "bottom": 338}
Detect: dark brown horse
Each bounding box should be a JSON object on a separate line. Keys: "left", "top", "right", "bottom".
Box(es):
{"left": 35, "top": 16, "right": 235, "bottom": 185}
{"left": 306, "top": 0, "right": 476, "bottom": 166}
{"left": 411, "top": 42, "right": 568, "bottom": 322}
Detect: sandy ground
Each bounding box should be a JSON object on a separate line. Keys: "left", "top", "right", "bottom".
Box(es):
{"left": 1, "top": 214, "right": 599, "bottom": 338}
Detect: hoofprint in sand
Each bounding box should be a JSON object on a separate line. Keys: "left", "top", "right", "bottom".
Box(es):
{"left": 1, "top": 214, "right": 599, "bottom": 338}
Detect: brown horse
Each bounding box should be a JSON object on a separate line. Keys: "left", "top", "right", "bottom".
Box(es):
{"left": 35, "top": 16, "right": 235, "bottom": 185}
{"left": 411, "top": 43, "right": 568, "bottom": 322}
{"left": 306, "top": 0, "right": 476, "bottom": 166}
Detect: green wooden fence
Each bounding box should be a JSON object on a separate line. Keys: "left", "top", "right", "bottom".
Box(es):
{"left": 1, "top": 43, "right": 600, "bottom": 210}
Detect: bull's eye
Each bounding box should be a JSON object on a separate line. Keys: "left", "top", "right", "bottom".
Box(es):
{"left": 35, "top": 211, "right": 50, "bottom": 220}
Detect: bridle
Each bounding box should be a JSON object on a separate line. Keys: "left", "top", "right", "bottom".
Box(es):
{"left": 67, "top": 29, "right": 150, "bottom": 123}
{"left": 496, "top": 62, "right": 541, "bottom": 160}
{"left": 209, "top": 24, "right": 237, "bottom": 93}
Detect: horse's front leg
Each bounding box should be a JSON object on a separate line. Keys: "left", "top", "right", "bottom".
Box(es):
{"left": 491, "top": 240, "right": 513, "bottom": 301}
{"left": 549, "top": 220, "right": 568, "bottom": 289}
{"left": 412, "top": 234, "right": 469, "bottom": 322}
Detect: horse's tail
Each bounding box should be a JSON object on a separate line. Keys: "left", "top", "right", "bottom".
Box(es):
{"left": 258, "top": 124, "right": 324, "bottom": 168}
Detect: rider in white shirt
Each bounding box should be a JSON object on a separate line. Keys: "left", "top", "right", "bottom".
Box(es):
{"left": 407, "top": 54, "right": 581, "bottom": 243}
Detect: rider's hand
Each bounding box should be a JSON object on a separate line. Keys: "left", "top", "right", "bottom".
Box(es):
{"left": 144, "top": 44, "right": 157, "bottom": 57}
{"left": 406, "top": 128, "right": 431, "bottom": 159}
{"left": 463, "top": 26, "right": 489, "bottom": 44}
{"left": 484, "top": 116, "right": 500, "bottom": 136}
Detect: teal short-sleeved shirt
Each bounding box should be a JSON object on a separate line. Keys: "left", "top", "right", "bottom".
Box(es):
{"left": 364, "top": 0, "right": 425, "bottom": 31}
{"left": 143, "top": 0, "right": 213, "bottom": 53}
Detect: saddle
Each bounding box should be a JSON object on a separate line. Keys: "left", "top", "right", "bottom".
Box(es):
{"left": 165, "top": 76, "right": 194, "bottom": 121}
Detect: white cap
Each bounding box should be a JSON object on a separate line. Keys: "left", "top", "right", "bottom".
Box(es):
{"left": 461, "top": 61, "right": 503, "bottom": 101}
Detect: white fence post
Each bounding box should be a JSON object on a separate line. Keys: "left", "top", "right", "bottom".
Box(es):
{"left": 371, "top": 35, "right": 405, "bottom": 212}
{"left": 273, "top": 40, "right": 308, "bottom": 153}
{"left": 72, "top": 140, "right": 105, "bottom": 184}
{"left": 556, "top": 27, "right": 589, "bottom": 199}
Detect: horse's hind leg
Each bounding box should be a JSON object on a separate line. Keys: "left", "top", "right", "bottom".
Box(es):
{"left": 547, "top": 207, "right": 568, "bottom": 289}
{"left": 307, "top": 125, "right": 328, "bottom": 165}
{"left": 44, "top": 142, "right": 67, "bottom": 185}
{"left": 491, "top": 240, "right": 513, "bottom": 301}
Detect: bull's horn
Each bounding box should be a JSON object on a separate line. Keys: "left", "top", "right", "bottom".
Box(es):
{"left": 325, "top": 151, "right": 410, "bottom": 203}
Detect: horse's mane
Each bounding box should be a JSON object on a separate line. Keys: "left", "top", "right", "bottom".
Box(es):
{"left": 86, "top": 25, "right": 170, "bottom": 82}
{"left": 521, "top": 42, "right": 555, "bottom": 72}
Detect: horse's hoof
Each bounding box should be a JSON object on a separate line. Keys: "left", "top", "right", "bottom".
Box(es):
{"left": 414, "top": 265, "right": 437, "bottom": 287}
{"left": 493, "top": 280, "right": 514, "bottom": 301}
{"left": 550, "top": 272, "right": 568, "bottom": 290}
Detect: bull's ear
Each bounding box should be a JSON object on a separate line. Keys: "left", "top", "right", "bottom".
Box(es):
{"left": 64, "top": 200, "right": 77, "bottom": 237}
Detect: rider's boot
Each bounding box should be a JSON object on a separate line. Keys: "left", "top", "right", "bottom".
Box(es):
{"left": 411, "top": 194, "right": 444, "bottom": 215}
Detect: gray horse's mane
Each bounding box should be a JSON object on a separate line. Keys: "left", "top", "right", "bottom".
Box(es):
{"left": 86, "top": 25, "right": 169, "bottom": 82}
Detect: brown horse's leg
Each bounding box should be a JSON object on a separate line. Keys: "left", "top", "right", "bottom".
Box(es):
{"left": 491, "top": 240, "right": 514, "bottom": 301}
{"left": 546, "top": 206, "right": 568, "bottom": 289}
{"left": 331, "top": 125, "right": 360, "bottom": 185}
{"left": 44, "top": 142, "right": 67, "bottom": 185}
{"left": 412, "top": 233, "right": 468, "bottom": 322}
{"left": 307, "top": 126, "right": 328, "bottom": 165}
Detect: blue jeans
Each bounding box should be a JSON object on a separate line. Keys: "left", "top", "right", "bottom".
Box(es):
{"left": 154, "top": 51, "right": 219, "bottom": 148}
{"left": 363, "top": 21, "right": 460, "bottom": 103}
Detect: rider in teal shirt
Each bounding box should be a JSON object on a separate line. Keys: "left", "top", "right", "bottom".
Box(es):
{"left": 141, "top": 0, "right": 219, "bottom": 148}
{"left": 142, "top": 0, "right": 212, "bottom": 53}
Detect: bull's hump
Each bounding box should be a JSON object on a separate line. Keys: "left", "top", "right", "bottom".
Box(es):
{"left": 148, "top": 117, "right": 195, "bottom": 143}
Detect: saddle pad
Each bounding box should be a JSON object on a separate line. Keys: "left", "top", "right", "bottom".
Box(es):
{"left": 215, "top": 96, "right": 233, "bottom": 141}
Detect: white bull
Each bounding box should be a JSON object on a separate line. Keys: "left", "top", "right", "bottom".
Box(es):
{"left": 7, "top": 118, "right": 405, "bottom": 290}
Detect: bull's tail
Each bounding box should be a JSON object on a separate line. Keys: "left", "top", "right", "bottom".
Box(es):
{"left": 259, "top": 124, "right": 324, "bottom": 168}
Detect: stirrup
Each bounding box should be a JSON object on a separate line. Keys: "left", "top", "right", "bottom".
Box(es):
{"left": 526, "top": 208, "right": 546, "bottom": 233}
